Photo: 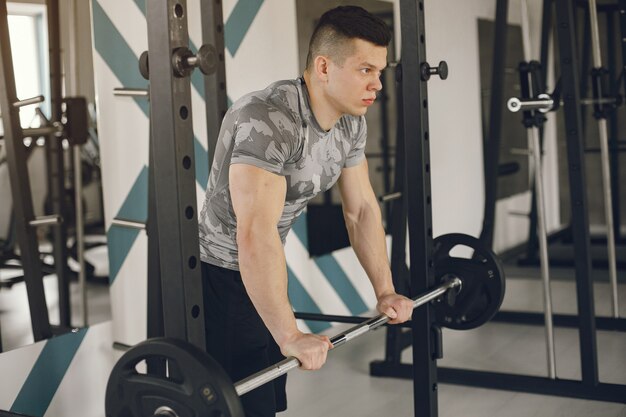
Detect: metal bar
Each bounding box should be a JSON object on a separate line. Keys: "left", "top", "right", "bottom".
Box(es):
{"left": 438, "top": 369, "right": 626, "bottom": 404}
{"left": 520, "top": 0, "right": 556, "bottom": 380}
{"left": 22, "top": 125, "right": 60, "bottom": 138}
{"left": 111, "top": 218, "right": 146, "bottom": 230}
{"left": 588, "top": 0, "right": 620, "bottom": 318}
{"left": 29, "top": 215, "right": 62, "bottom": 226}
{"left": 399, "top": 1, "right": 439, "bottom": 416}
{"left": 73, "top": 146, "right": 88, "bottom": 327}
{"left": 606, "top": 5, "right": 622, "bottom": 242}
{"left": 113, "top": 88, "right": 149, "bottom": 97}
{"left": 46, "top": 0, "right": 72, "bottom": 329}
{"left": 199, "top": 0, "right": 228, "bottom": 168}
{"left": 529, "top": 125, "right": 557, "bottom": 378}
{"left": 379, "top": 191, "right": 403, "bottom": 202}
{"left": 479, "top": 0, "right": 509, "bottom": 250}
{"left": 235, "top": 278, "right": 461, "bottom": 396}
{"left": 492, "top": 311, "right": 626, "bottom": 331}
{"left": 554, "top": 0, "right": 599, "bottom": 385}
{"left": 0, "top": 0, "right": 52, "bottom": 341}
{"left": 13, "top": 95, "right": 44, "bottom": 108}
{"left": 146, "top": 0, "right": 206, "bottom": 349}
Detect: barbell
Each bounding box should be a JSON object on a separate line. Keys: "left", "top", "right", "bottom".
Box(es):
{"left": 105, "top": 233, "right": 505, "bottom": 417}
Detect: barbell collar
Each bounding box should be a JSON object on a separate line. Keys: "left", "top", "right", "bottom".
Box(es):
{"left": 153, "top": 406, "right": 178, "bottom": 417}
{"left": 507, "top": 94, "right": 554, "bottom": 113}
{"left": 234, "top": 276, "right": 462, "bottom": 396}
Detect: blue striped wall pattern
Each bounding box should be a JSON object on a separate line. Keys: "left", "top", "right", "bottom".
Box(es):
{"left": 0, "top": 322, "right": 118, "bottom": 416}
{"left": 91, "top": 0, "right": 378, "bottom": 343}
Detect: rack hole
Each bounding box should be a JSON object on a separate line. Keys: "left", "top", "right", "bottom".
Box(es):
{"left": 174, "top": 3, "right": 184, "bottom": 18}
{"left": 180, "top": 105, "right": 189, "bottom": 120}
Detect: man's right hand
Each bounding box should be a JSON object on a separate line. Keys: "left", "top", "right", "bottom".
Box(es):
{"left": 279, "top": 332, "right": 333, "bottom": 370}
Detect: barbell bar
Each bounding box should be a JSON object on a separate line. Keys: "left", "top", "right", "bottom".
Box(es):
{"left": 235, "top": 276, "right": 462, "bottom": 396}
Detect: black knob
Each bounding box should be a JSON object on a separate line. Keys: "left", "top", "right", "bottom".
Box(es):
{"left": 139, "top": 51, "right": 149, "bottom": 80}
{"left": 195, "top": 44, "right": 218, "bottom": 76}
{"left": 420, "top": 60, "right": 448, "bottom": 81}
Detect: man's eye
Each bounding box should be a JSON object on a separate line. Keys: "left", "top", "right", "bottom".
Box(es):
{"left": 361, "top": 68, "right": 370, "bottom": 74}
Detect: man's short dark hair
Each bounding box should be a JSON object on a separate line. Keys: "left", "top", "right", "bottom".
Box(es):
{"left": 305, "top": 6, "right": 392, "bottom": 70}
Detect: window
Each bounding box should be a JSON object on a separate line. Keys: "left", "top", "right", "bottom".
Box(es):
{"left": 2, "top": 3, "right": 48, "bottom": 134}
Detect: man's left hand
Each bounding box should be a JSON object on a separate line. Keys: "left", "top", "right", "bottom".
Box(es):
{"left": 376, "top": 293, "right": 413, "bottom": 324}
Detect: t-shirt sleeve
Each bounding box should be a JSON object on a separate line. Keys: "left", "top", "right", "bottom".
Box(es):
{"left": 230, "top": 103, "right": 297, "bottom": 175}
{"left": 344, "top": 116, "right": 367, "bottom": 168}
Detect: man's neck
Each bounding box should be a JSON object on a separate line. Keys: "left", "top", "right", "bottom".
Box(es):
{"left": 302, "top": 71, "right": 341, "bottom": 131}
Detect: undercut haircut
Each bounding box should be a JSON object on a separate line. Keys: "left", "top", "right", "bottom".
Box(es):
{"left": 305, "top": 5, "right": 391, "bottom": 70}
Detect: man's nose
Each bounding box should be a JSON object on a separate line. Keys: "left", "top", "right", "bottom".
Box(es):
{"left": 370, "top": 76, "right": 382, "bottom": 91}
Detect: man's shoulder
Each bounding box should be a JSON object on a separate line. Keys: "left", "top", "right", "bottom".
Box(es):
{"left": 230, "top": 79, "right": 300, "bottom": 119}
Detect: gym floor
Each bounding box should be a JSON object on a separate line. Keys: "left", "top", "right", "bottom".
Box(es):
{"left": 1, "top": 262, "right": 625, "bottom": 416}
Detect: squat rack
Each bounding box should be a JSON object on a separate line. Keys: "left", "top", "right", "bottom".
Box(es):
{"left": 143, "top": 0, "right": 442, "bottom": 416}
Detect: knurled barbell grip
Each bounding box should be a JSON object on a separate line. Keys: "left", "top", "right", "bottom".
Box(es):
{"left": 234, "top": 277, "right": 462, "bottom": 396}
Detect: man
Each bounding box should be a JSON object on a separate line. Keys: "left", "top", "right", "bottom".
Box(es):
{"left": 198, "top": 6, "right": 413, "bottom": 416}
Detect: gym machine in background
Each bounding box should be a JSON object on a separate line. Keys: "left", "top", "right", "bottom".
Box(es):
{"left": 0, "top": 0, "right": 92, "bottom": 349}
{"left": 470, "top": 0, "right": 625, "bottom": 402}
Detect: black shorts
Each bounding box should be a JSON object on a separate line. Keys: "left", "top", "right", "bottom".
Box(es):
{"left": 201, "top": 261, "right": 288, "bottom": 417}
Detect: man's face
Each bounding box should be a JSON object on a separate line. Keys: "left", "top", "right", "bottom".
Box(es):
{"left": 325, "top": 38, "right": 387, "bottom": 117}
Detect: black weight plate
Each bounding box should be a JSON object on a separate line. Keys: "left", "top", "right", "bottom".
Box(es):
{"left": 105, "top": 337, "right": 244, "bottom": 417}
{"left": 432, "top": 233, "right": 505, "bottom": 330}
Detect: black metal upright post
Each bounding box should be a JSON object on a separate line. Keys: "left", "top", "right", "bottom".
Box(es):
{"left": 381, "top": 82, "right": 410, "bottom": 364}
{"left": 200, "top": 0, "right": 227, "bottom": 168}
{"left": 0, "top": 0, "right": 52, "bottom": 341}
{"left": 146, "top": 0, "right": 206, "bottom": 350}
{"left": 45, "top": 0, "right": 71, "bottom": 329}
{"left": 385, "top": 1, "right": 437, "bottom": 416}
{"left": 146, "top": 125, "right": 165, "bottom": 375}
{"left": 479, "top": 0, "right": 509, "bottom": 250}
{"left": 554, "top": 0, "right": 598, "bottom": 385}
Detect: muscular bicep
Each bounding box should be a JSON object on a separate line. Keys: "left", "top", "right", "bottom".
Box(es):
{"left": 338, "top": 159, "right": 378, "bottom": 220}
{"left": 229, "top": 164, "right": 286, "bottom": 237}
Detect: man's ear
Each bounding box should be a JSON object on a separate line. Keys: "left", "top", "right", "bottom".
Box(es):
{"left": 313, "top": 55, "right": 330, "bottom": 83}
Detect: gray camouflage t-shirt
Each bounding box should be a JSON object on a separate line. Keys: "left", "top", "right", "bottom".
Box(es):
{"left": 198, "top": 78, "right": 367, "bottom": 271}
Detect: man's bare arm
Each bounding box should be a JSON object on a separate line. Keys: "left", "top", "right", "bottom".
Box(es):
{"left": 338, "top": 159, "right": 413, "bottom": 323}
{"left": 230, "top": 164, "right": 331, "bottom": 369}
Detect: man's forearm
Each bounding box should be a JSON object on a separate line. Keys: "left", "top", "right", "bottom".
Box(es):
{"left": 344, "top": 201, "right": 395, "bottom": 298}
{"left": 238, "top": 229, "right": 299, "bottom": 346}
